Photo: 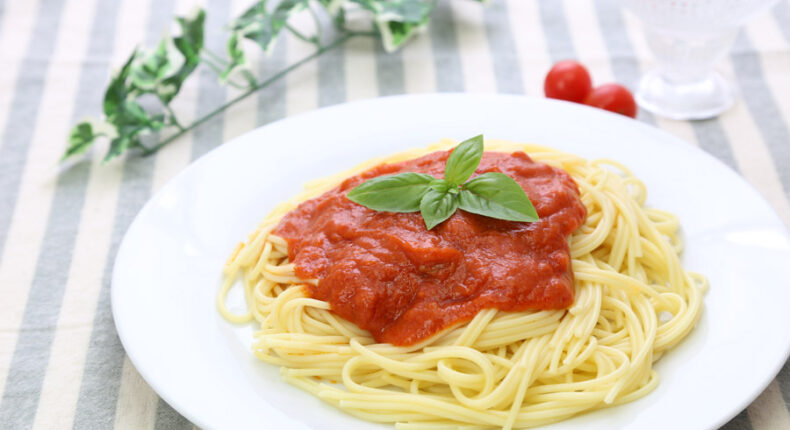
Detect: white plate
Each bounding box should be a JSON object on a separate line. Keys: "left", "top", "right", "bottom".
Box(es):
{"left": 113, "top": 94, "right": 790, "bottom": 430}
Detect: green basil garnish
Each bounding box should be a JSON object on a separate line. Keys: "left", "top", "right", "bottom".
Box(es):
{"left": 346, "top": 172, "right": 434, "bottom": 212}
{"left": 459, "top": 172, "right": 539, "bottom": 222}
{"left": 444, "top": 134, "right": 484, "bottom": 186}
{"left": 420, "top": 189, "right": 460, "bottom": 230}
{"left": 347, "top": 135, "right": 540, "bottom": 229}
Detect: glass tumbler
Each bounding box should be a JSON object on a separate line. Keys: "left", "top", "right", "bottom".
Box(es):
{"left": 623, "top": 0, "right": 779, "bottom": 120}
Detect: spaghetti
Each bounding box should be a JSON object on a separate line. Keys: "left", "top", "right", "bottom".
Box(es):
{"left": 219, "top": 139, "right": 707, "bottom": 429}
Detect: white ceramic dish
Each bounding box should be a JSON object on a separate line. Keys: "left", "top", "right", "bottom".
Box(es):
{"left": 112, "top": 94, "right": 790, "bottom": 430}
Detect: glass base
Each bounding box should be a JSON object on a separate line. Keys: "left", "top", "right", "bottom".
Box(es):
{"left": 635, "top": 70, "right": 737, "bottom": 120}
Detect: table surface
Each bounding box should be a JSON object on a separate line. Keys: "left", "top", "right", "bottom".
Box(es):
{"left": 1, "top": 0, "right": 790, "bottom": 429}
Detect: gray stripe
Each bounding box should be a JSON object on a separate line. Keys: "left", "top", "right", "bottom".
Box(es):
{"left": 189, "top": 0, "right": 231, "bottom": 160}
{"left": 536, "top": 0, "right": 575, "bottom": 62}
{"left": 730, "top": 31, "right": 790, "bottom": 198}
{"left": 778, "top": 359, "right": 790, "bottom": 410}
{"left": 773, "top": 1, "right": 790, "bottom": 44}
{"left": 720, "top": 409, "right": 753, "bottom": 430}
{"left": 69, "top": 1, "right": 176, "bottom": 429}
{"left": 688, "top": 118, "right": 738, "bottom": 170}
{"left": 258, "top": 36, "right": 287, "bottom": 125}
{"left": 154, "top": 399, "right": 193, "bottom": 430}
{"left": 483, "top": 0, "right": 524, "bottom": 95}
{"left": 0, "top": 0, "right": 6, "bottom": 35}
{"left": 374, "top": 41, "right": 404, "bottom": 96}
{"left": 0, "top": 0, "right": 65, "bottom": 277}
{"left": 429, "top": 0, "right": 463, "bottom": 92}
{"left": 592, "top": 0, "right": 656, "bottom": 125}
{"left": 318, "top": 26, "right": 345, "bottom": 107}
{"left": 73, "top": 157, "right": 157, "bottom": 430}
{"left": 0, "top": 1, "right": 85, "bottom": 428}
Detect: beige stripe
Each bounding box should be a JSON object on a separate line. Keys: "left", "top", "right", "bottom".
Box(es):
{"left": 285, "top": 10, "right": 318, "bottom": 115}
{"left": 114, "top": 357, "right": 159, "bottom": 430}
{"left": 344, "top": 36, "right": 377, "bottom": 101}
{"left": 621, "top": 10, "right": 653, "bottom": 64}
{"left": 745, "top": 12, "right": 790, "bottom": 134}
{"left": 562, "top": 0, "right": 614, "bottom": 83}
{"left": 717, "top": 58, "right": 790, "bottom": 227}
{"left": 505, "top": 0, "right": 551, "bottom": 97}
{"left": 449, "top": 0, "right": 496, "bottom": 93}
{"left": 148, "top": 74, "right": 200, "bottom": 194}
{"left": 114, "top": 1, "right": 202, "bottom": 428}
{"left": 0, "top": 0, "right": 41, "bottom": 154}
{"left": 748, "top": 381, "right": 790, "bottom": 430}
{"left": 401, "top": 28, "right": 436, "bottom": 94}
{"left": 149, "top": 0, "right": 202, "bottom": 195}
{"left": 222, "top": 0, "right": 261, "bottom": 143}
{"left": 28, "top": 0, "right": 151, "bottom": 427}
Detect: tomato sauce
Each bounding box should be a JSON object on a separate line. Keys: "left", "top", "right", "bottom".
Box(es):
{"left": 272, "top": 151, "right": 587, "bottom": 346}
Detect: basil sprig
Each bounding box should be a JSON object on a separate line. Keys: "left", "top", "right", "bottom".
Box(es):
{"left": 346, "top": 135, "right": 540, "bottom": 230}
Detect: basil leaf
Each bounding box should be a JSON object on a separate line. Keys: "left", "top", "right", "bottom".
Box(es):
{"left": 428, "top": 178, "right": 451, "bottom": 193}
{"left": 420, "top": 189, "right": 459, "bottom": 230}
{"left": 444, "top": 134, "right": 483, "bottom": 186}
{"left": 347, "top": 172, "right": 434, "bottom": 212}
{"left": 459, "top": 172, "right": 539, "bottom": 223}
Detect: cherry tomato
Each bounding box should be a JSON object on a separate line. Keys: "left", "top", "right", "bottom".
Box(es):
{"left": 544, "top": 61, "right": 593, "bottom": 103}
{"left": 583, "top": 84, "right": 637, "bottom": 118}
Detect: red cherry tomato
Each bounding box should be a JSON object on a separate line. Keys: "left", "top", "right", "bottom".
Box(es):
{"left": 544, "top": 61, "right": 593, "bottom": 103}
{"left": 583, "top": 84, "right": 637, "bottom": 118}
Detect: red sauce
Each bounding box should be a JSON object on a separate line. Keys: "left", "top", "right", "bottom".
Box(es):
{"left": 273, "top": 151, "right": 587, "bottom": 346}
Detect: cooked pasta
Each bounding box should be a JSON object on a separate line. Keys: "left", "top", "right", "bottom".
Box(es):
{"left": 218, "top": 139, "right": 706, "bottom": 429}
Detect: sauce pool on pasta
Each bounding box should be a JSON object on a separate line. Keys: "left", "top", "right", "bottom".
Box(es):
{"left": 273, "top": 150, "right": 587, "bottom": 346}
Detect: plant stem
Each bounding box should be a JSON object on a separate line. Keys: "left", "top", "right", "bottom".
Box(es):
{"left": 141, "top": 32, "right": 358, "bottom": 156}
{"left": 285, "top": 23, "right": 320, "bottom": 46}
{"left": 308, "top": 3, "right": 323, "bottom": 43}
{"left": 163, "top": 104, "right": 185, "bottom": 131}
{"left": 202, "top": 48, "right": 229, "bottom": 66}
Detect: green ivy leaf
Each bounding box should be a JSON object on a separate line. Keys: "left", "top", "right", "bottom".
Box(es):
{"left": 63, "top": 122, "right": 99, "bottom": 160}
{"left": 221, "top": 32, "right": 258, "bottom": 87}
{"left": 131, "top": 37, "right": 187, "bottom": 103}
{"left": 103, "top": 49, "right": 138, "bottom": 120}
{"left": 222, "top": 32, "right": 246, "bottom": 80}
{"left": 459, "top": 172, "right": 539, "bottom": 222}
{"left": 162, "top": 8, "right": 205, "bottom": 103}
{"left": 346, "top": 172, "right": 434, "bottom": 212}
{"left": 105, "top": 134, "right": 140, "bottom": 162}
{"left": 316, "top": 0, "right": 345, "bottom": 15}
{"left": 232, "top": 0, "right": 308, "bottom": 53}
{"left": 351, "top": 0, "right": 435, "bottom": 51}
{"left": 420, "top": 189, "right": 458, "bottom": 230}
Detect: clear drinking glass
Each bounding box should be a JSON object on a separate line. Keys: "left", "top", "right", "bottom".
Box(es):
{"left": 623, "top": 0, "right": 779, "bottom": 120}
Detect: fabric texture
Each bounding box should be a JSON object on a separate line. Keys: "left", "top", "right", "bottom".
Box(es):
{"left": 1, "top": 0, "right": 789, "bottom": 428}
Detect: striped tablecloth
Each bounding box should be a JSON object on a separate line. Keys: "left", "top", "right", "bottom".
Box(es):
{"left": 1, "top": 0, "right": 789, "bottom": 428}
